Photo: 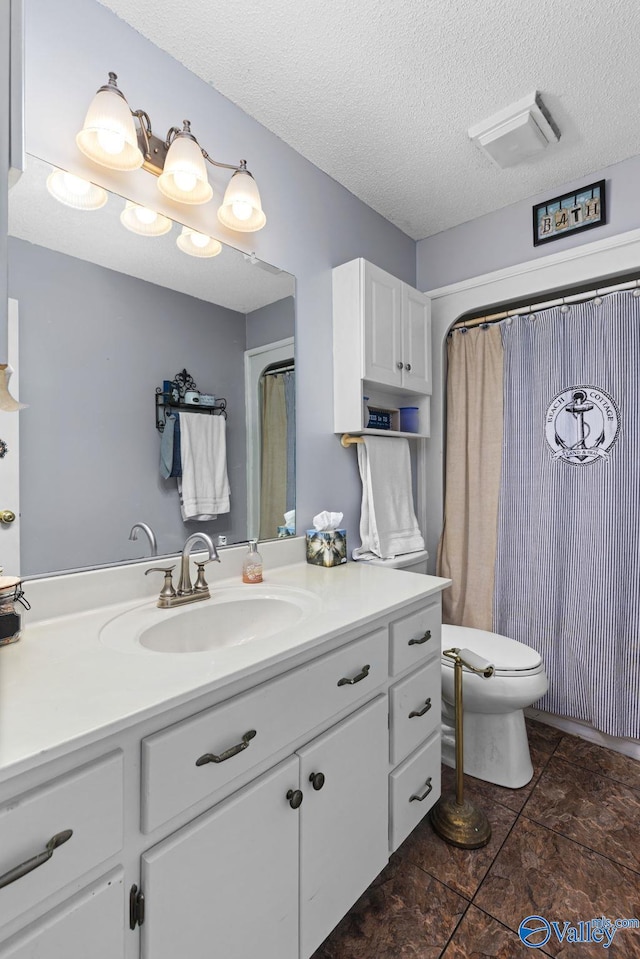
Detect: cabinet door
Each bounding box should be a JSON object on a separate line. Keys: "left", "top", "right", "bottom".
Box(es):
{"left": 363, "top": 261, "right": 403, "bottom": 387}
{"left": 0, "top": 869, "right": 124, "bottom": 959}
{"left": 298, "top": 696, "right": 389, "bottom": 959}
{"left": 402, "top": 284, "right": 432, "bottom": 393}
{"left": 141, "top": 758, "right": 299, "bottom": 959}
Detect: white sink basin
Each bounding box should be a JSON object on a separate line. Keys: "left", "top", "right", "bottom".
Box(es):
{"left": 99, "top": 584, "right": 321, "bottom": 654}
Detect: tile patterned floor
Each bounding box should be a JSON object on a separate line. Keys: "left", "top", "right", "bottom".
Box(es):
{"left": 312, "top": 720, "right": 640, "bottom": 959}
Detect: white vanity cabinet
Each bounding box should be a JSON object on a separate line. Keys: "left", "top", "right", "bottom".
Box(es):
{"left": 333, "top": 258, "right": 432, "bottom": 436}
{"left": 0, "top": 573, "right": 448, "bottom": 959}
{"left": 140, "top": 696, "right": 389, "bottom": 959}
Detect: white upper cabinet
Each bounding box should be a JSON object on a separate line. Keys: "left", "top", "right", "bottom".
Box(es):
{"left": 333, "top": 258, "right": 432, "bottom": 436}
{"left": 401, "top": 283, "right": 432, "bottom": 393}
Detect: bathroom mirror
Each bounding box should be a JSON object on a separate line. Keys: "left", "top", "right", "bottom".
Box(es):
{"left": 7, "top": 154, "right": 296, "bottom": 577}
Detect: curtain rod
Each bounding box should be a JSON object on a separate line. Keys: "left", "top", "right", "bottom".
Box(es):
{"left": 262, "top": 365, "right": 294, "bottom": 376}
{"left": 451, "top": 277, "right": 640, "bottom": 331}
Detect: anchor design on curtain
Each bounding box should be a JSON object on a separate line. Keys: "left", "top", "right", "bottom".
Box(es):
{"left": 545, "top": 386, "right": 620, "bottom": 465}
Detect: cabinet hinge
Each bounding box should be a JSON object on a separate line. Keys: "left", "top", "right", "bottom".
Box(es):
{"left": 129, "top": 883, "right": 145, "bottom": 929}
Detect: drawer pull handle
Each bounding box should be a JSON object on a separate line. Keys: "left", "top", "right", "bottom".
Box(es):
{"left": 287, "top": 789, "right": 304, "bottom": 809}
{"left": 0, "top": 829, "right": 73, "bottom": 889}
{"left": 195, "top": 730, "right": 257, "bottom": 766}
{"left": 408, "top": 629, "right": 432, "bottom": 646}
{"left": 409, "top": 777, "right": 433, "bottom": 803}
{"left": 409, "top": 698, "right": 432, "bottom": 719}
{"left": 309, "top": 771, "right": 325, "bottom": 791}
{"left": 337, "top": 664, "right": 370, "bottom": 687}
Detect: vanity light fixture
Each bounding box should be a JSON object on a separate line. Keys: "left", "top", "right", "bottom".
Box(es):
{"left": 46, "top": 168, "right": 108, "bottom": 210}
{"left": 120, "top": 201, "right": 172, "bottom": 236}
{"left": 176, "top": 226, "right": 222, "bottom": 258}
{"left": 76, "top": 73, "right": 266, "bottom": 232}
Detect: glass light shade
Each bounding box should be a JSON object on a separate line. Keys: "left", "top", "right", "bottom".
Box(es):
{"left": 158, "top": 136, "right": 213, "bottom": 205}
{"left": 176, "top": 226, "right": 222, "bottom": 258}
{"left": 217, "top": 169, "right": 266, "bottom": 232}
{"left": 120, "top": 201, "right": 172, "bottom": 236}
{"left": 76, "top": 87, "right": 143, "bottom": 171}
{"left": 46, "top": 169, "right": 108, "bottom": 210}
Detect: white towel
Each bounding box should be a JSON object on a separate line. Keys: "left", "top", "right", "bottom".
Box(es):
{"left": 352, "top": 436, "right": 425, "bottom": 560}
{"left": 178, "top": 413, "right": 230, "bottom": 521}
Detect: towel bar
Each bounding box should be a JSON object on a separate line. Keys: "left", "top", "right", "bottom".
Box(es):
{"left": 341, "top": 434, "right": 364, "bottom": 447}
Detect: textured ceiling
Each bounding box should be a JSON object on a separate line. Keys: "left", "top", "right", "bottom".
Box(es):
{"left": 97, "top": 0, "right": 640, "bottom": 240}
{"left": 9, "top": 156, "right": 295, "bottom": 313}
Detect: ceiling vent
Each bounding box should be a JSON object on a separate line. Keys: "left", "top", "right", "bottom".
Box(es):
{"left": 468, "top": 92, "right": 560, "bottom": 168}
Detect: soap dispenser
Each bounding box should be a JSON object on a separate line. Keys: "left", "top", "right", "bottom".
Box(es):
{"left": 242, "top": 539, "right": 263, "bottom": 584}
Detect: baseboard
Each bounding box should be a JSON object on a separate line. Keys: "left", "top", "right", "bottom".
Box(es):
{"left": 525, "top": 708, "right": 640, "bottom": 761}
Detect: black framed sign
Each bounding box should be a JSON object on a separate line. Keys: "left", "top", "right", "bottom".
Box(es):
{"left": 533, "top": 180, "right": 606, "bottom": 246}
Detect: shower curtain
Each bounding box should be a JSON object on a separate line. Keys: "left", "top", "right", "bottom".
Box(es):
{"left": 437, "top": 325, "right": 503, "bottom": 628}
{"left": 259, "top": 371, "right": 295, "bottom": 540}
{"left": 439, "top": 292, "right": 640, "bottom": 739}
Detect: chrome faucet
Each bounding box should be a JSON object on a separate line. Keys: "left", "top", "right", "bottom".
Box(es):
{"left": 177, "top": 533, "right": 220, "bottom": 596}
{"left": 129, "top": 522, "right": 158, "bottom": 557}
{"left": 145, "top": 533, "right": 220, "bottom": 609}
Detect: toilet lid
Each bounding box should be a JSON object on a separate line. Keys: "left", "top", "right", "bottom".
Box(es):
{"left": 441, "top": 624, "right": 542, "bottom": 673}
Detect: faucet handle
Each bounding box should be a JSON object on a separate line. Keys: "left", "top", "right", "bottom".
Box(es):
{"left": 145, "top": 565, "right": 177, "bottom": 601}
{"left": 193, "top": 559, "right": 217, "bottom": 593}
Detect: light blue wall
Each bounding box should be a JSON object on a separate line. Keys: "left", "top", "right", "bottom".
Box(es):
{"left": 417, "top": 154, "right": 640, "bottom": 291}
{"left": 22, "top": 0, "right": 416, "bottom": 546}
{"left": 246, "top": 297, "right": 295, "bottom": 352}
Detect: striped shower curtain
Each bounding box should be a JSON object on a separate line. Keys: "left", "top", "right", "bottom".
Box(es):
{"left": 441, "top": 292, "right": 640, "bottom": 739}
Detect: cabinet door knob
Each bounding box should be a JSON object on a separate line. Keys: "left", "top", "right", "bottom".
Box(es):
{"left": 0, "top": 509, "right": 16, "bottom": 524}
{"left": 337, "top": 664, "right": 370, "bottom": 686}
{"left": 396, "top": 361, "right": 404, "bottom": 370}
{"left": 195, "top": 730, "right": 256, "bottom": 766}
{"left": 309, "top": 771, "right": 325, "bottom": 791}
{"left": 409, "top": 698, "right": 432, "bottom": 719}
{"left": 0, "top": 830, "right": 73, "bottom": 889}
{"left": 286, "top": 789, "right": 303, "bottom": 809}
{"left": 409, "top": 777, "right": 433, "bottom": 803}
{"left": 408, "top": 630, "right": 431, "bottom": 646}
{"left": 405, "top": 363, "right": 412, "bottom": 372}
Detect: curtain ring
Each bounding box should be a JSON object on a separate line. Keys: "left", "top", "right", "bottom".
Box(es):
{"left": 633, "top": 280, "right": 640, "bottom": 297}
{"left": 560, "top": 298, "right": 570, "bottom": 314}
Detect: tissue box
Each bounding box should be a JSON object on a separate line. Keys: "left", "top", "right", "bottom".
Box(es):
{"left": 277, "top": 526, "right": 295, "bottom": 538}
{"left": 306, "top": 530, "right": 347, "bottom": 567}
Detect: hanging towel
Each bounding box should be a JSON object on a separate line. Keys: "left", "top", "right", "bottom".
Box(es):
{"left": 178, "top": 413, "right": 230, "bottom": 521}
{"left": 170, "top": 413, "right": 182, "bottom": 478}
{"left": 352, "top": 436, "right": 425, "bottom": 560}
{"left": 160, "top": 412, "right": 176, "bottom": 479}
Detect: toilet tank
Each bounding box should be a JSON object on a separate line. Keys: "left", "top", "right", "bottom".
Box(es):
{"left": 356, "top": 550, "right": 429, "bottom": 575}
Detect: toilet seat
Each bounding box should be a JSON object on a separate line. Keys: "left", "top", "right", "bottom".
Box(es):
{"left": 441, "top": 624, "right": 543, "bottom": 678}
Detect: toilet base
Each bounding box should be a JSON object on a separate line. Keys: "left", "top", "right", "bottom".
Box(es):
{"left": 441, "top": 706, "right": 534, "bottom": 789}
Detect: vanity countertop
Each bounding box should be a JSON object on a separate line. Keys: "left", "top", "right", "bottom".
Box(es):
{"left": 0, "top": 560, "right": 449, "bottom": 780}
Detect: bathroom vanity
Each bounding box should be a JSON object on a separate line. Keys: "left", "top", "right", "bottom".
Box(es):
{"left": 0, "top": 543, "right": 449, "bottom": 959}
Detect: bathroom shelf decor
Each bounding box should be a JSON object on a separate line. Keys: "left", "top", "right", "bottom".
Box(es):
{"left": 155, "top": 368, "right": 226, "bottom": 432}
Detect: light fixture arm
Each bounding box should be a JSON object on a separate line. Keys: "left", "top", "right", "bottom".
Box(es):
{"left": 201, "top": 150, "right": 246, "bottom": 174}
{"left": 131, "top": 109, "right": 154, "bottom": 162}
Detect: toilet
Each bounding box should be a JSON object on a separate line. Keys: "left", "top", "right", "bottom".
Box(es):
{"left": 357, "top": 550, "right": 548, "bottom": 789}
{"left": 440, "top": 624, "right": 548, "bottom": 788}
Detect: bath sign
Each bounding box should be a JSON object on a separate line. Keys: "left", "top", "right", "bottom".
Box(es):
{"left": 545, "top": 386, "right": 620, "bottom": 465}
{"left": 533, "top": 180, "right": 606, "bottom": 246}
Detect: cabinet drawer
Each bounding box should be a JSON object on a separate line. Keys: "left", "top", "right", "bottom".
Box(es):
{"left": 389, "top": 661, "right": 441, "bottom": 765}
{"left": 389, "top": 734, "right": 440, "bottom": 852}
{"left": 0, "top": 753, "right": 123, "bottom": 927}
{"left": 142, "top": 628, "right": 388, "bottom": 832}
{"left": 389, "top": 601, "right": 440, "bottom": 676}
{"left": 0, "top": 869, "right": 125, "bottom": 959}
